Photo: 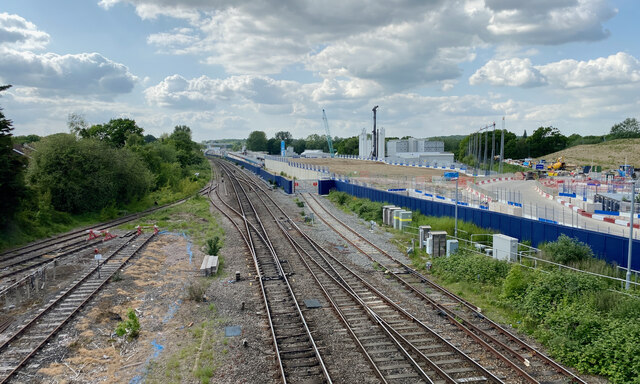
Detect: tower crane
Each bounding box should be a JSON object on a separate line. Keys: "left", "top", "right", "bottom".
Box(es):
{"left": 322, "top": 109, "right": 335, "bottom": 158}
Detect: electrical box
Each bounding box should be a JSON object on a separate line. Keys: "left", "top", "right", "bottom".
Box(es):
{"left": 446, "top": 240, "right": 458, "bottom": 256}
{"left": 426, "top": 237, "right": 433, "bottom": 254}
{"left": 388, "top": 207, "right": 401, "bottom": 227}
{"left": 382, "top": 205, "right": 396, "bottom": 226}
{"left": 398, "top": 211, "right": 412, "bottom": 231}
{"left": 431, "top": 231, "right": 448, "bottom": 257}
{"left": 419, "top": 225, "right": 431, "bottom": 249}
{"left": 493, "top": 234, "right": 518, "bottom": 262}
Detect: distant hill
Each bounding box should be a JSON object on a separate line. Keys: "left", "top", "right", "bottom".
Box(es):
{"left": 539, "top": 138, "right": 640, "bottom": 170}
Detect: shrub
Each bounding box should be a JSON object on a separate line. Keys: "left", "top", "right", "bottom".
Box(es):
{"left": 432, "top": 251, "right": 510, "bottom": 284}
{"left": 206, "top": 236, "right": 221, "bottom": 256}
{"left": 115, "top": 309, "right": 140, "bottom": 339}
{"left": 543, "top": 234, "right": 594, "bottom": 264}
{"left": 187, "top": 281, "right": 206, "bottom": 302}
{"left": 501, "top": 264, "right": 532, "bottom": 300}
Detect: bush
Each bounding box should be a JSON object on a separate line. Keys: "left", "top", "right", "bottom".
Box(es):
{"left": 501, "top": 264, "right": 532, "bottom": 300}
{"left": 187, "top": 281, "right": 206, "bottom": 302}
{"left": 115, "top": 309, "right": 140, "bottom": 339}
{"left": 206, "top": 236, "right": 221, "bottom": 256}
{"left": 432, "top": 251, "right": 510, "bottom": 284}
{"left": 543, "top": 234, "right": 594, "bottom": 264}
{"left": 328, "top": 190, "right": 349, "bottom": 206}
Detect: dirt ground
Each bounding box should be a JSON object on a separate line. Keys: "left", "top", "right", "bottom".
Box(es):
{"left": 540, "top": 138, "right": 640, "bottom": 170}
{"left": 296, "top": 158, "right": 475, "bottom": 189}
{"left": 34, "top": 227, "right": 274, "bottom": 384}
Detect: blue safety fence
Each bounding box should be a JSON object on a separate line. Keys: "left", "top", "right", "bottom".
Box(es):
{"left": 595, "top": 210, "right": 620, "bottom": 216}
{"left": 317, "top": 179, "right": 640, "bottom": 269}
{"left": 559, "top": 192, "right": 577, "bottom": 198}
{"left": 225, "top": 155, "right": 293, "bottom": 194}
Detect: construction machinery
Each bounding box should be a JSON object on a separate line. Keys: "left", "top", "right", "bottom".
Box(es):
{"left": 321, "top": 109, "right": 335, "bottom": 158}
{"left": 546, "top": 156, "right": 565, "bottom": 171}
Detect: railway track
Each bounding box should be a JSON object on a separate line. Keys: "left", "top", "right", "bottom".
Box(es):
{"left": 216, "top": 158, "right": 588, "bottom": 383}
{"left": 0, "top": 232, "right": 156, "bottom": 383}
{"left": 0, "top": 185, "right": 211, "bottom": 266}
{"left": 215, "top": 160, "right": 500, "bottom": 383}
{"left": 211, "top": 161, "right": 332, "bottom": 383}
{"left": 0, "top": 185, "right": 212, "bottom": 294}
{"left": 302, "top": 192, "right": 588, "bottom": 384}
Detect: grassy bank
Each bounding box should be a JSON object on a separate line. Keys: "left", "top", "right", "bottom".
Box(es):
{"left": 326, "top": 190, "right": 640, "bottom": 383}
{"left": 0, "top": 163, "right": 211, "bottom": 252}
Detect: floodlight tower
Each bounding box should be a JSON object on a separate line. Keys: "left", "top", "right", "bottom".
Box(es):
{"left": 372, "top": 105, "right": 379, "bottom": 159}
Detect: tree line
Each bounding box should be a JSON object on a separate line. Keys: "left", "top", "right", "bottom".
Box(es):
{"left": 456, "top": 117, "right": 639, "bottom": 165}
{"left": 244, "top": 117, "right": 639, "bottom": 161}
{"left": 0, "top": 85, "right": 209, "bottom": 247}
{"left": 245, "top": 130, "right": 359, "bottom": 155}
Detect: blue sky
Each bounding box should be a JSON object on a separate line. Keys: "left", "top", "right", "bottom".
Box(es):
{"left": 1, "top": 0, "right": 638, "bottom": 142}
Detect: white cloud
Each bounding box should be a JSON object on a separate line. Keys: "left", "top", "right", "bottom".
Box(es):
{"left": 144, "top": 74, "right": 301, "bottom": 109}
{"left": 471, "top": 52, "right": 640, "bottom": 89}
{"left": 100, "top": 0, "right": 617, "bottom": 90}
{"left": 0, "top": 49, "right": 137, "bottom": 96}
{"left": 469, "top": 57, "right": 547, "bottom": 87}
{"left": 485, "top": 0, "right": 616, "bottom": 45}
{"left": 0, "top": 12, "right": 49, "bottom": 50}
{"left": 539, "top": 52, "right": 640, "bottom": 88}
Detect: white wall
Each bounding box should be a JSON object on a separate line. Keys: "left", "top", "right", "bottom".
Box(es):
{"left": 265, "top": 159, "right": 323, "bottom": 180}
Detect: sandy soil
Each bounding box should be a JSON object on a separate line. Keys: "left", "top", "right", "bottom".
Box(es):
{"left": 540, "top": 138, "right": 640, "bottom": 170}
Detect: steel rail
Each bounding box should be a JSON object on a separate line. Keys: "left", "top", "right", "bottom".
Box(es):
{"left": 0, "top": 232, "right": 156, "bottom": 383}
{"left": 212, "top": 161, "right": 332, "bottom": 384}
{"left": 224, "top": 161, "right": 501, "bottom": 383}
{"left": 0, "top": 184, "right": 211, "bottom": 262}
{"left": 304, "top": 192, "right": 588, "bottom": 384}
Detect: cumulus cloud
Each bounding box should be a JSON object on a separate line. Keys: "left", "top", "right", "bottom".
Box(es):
{"left": 100, "top": 0, "right": 617, "bottom": 92}
{"left": 0, "top": 49, "right": 137, "bottom": 96}
{"left": 470, "top": 52, "right": 640, "bottom": 89}
{"left": 0, "top": 12, "right": 49, "bottom": 50}
{"left": 485, "top": 0, "right": 616, "bottom": 45}
{"left": 144, "top": 74, "right": 301, "bottom": 109}
{"left": 539, "top": 52, "right": 640, "bottom": 88}
{"left": 469, "top": 57, "right": 547, "bottom": 87}
{"left": 0, "top": 13, "right": 137, "bottom": 97}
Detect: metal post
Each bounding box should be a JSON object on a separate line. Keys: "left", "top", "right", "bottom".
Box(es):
{"left": 499, "top": 117, "right": 505, "bottom": 174}
{"left": 490, "top": 122, "right": 496, "bottom": 173}
{"left": 483, "top": 130, "right": 488, "bottom": 173}
{"left": 626, "top": 179, "right": 636, "bottom": 290}
{"left": 455, "top": 176, "right": 459, "bottom": 237}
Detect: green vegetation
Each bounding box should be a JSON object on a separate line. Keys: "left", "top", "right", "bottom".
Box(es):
{"left": 327, "top": 191, "right": 640, "bottom": 383}
{"left": 457, "top": 117, "right": 638, "bottom": 165}
{"left": 115, "top": 309, "right": 141, "bottom": 340}
{"left": 206, "top": 236, "right": 221, "bottom": 256}
{"left": 146, "top": 314, "right": 227, "bottom": 383}
{"left": 328, "top": 191, "right": 382, "bottom": 222}
{"left": 0, "top": 107, "right": 210, "bottom": 251}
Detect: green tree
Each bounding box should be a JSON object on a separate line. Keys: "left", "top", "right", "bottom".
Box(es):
{"left": 292, "top": 138, "right": 306, "bottom": 154}
{"left": 144, "top": 134, "right": 157, "bottom": 143}
{"left": 28, "top": 134, "right": 152, "bottom": 213}
{"left": 84, "top": 118, "right": 144, "bottom": 147}
{"left": 526, "top": 126, "right": 568, "bottom": 158}
{"left": 336, "top": 136, "right": 359, "bottom": 155}
{"left": 0, "top": 85, "right": 28, "bottom": 227}
{"left": 266, "top": 138, "right": 280, "bottom": 155}
{"left": 246, "top": 131, "right": 268, "bottom": 151}
{"left": 67, "top": 113, "right": 89, "bottom": 137}
{"left": 274, "top": 131, "right": 293, "bottom": 146}
{"left": 609, "top": 118, "right": 640, "bottom": 139}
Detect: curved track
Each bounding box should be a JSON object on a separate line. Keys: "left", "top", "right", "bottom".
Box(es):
{"left": 303, "top": 192, "right": 588, "bottom": 384}
{"left": 0, "top": 233, "right": 155, "bottom": 383}
{"left": 210, "top": 161, "right": 332, "bottom": 384}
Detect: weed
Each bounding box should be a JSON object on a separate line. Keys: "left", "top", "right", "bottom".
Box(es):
{"left": 110, "top": 270, "right": 123, "bottom": 282}
{"left": 206, "top": 236, "right": 221, "bottom": 256}
{"left": 115, "top": 309, "right": 140, "bottom": 340}
{"left": 187, "top": 281, "right": 207, "bottom": 302}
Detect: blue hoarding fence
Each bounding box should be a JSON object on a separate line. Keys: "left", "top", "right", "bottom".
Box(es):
{"left": 317, "top": 178, "right": 640, "bottom": 269}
